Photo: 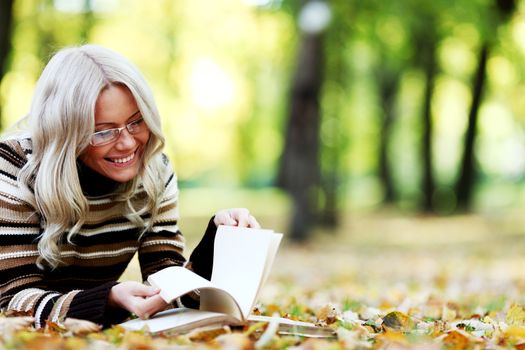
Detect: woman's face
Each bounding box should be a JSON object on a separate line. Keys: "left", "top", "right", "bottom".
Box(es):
{"left": 78, "top": 84, "right": 151, "bottom": 183}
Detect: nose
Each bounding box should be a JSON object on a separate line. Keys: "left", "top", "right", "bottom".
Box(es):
{"left": 114, "top": 128, "right": 137, "bottom": 150}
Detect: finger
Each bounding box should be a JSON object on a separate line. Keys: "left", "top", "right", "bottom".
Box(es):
{"left": 135, "top": 295, "right": 169, "bottom": 319}
{"left": 231, "top": 208, "right": 251, "bottom": 227}
{"left": 214, "top": 211, "right": 237, "bottom": 226}
{"left": 130, "top": 284, "right": 160, "bottom": 297}
{"left": 247, "top": 215, "right": 261, "bottom": 229}
{"left": 236, "top": 215, "right": 249, "bottom": 227}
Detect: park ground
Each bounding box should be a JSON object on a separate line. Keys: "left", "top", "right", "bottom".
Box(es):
{"left": 4, "top": 189, "right": 525, "bottom": 349}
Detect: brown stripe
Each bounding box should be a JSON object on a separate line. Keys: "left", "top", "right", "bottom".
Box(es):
{"left": 0, "top": 255, "right": 38, "bottom": 270}
{"left": 0, "top": 199, "right": 36, "bottom": 213}
{"left": 57, "top": 291, "right": 80, "bottom": 322}
{"left": 139, "top": 243, "right": 184, "bottom": 255}
{"left": 1, "top": 275, "right": 43, "bottom": 291}
{"left": 141, "top": 257, "right": 184, "bottom": 277}
{"left": 59, "top": 251, "right": 135, "bottom": 267}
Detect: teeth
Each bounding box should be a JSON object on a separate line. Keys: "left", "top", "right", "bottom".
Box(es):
{"left": 111, "top": 153, "right": 135, "bottom": 163}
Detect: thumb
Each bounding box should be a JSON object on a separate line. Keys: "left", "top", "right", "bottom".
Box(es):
{"left": 214, "top": 211, "right": 237, "bottom": 226}
{"left": 132, "top": 283, "right": 160, "bottom": 297}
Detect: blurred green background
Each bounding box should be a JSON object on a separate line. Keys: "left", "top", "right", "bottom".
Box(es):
{"left": 2, "top": 0, "right": 525, "bottom": 244}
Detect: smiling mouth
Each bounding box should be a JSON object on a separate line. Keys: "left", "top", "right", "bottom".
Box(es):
{"left": 106, "top": 151, "right": 136, "bottom": 164}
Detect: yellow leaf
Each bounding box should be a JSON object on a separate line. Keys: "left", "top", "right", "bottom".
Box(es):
{"left": 382, "top": 311, "right": 415, "bottom": 332}
{"left": 316, "top": 304, "right": 339, "bottom": 325}
{"left": 0, "top": 316, "right": 35, "bottom": 334}
{"left": 214, "top": 333, "right": 253, "bottom": 350}
{"left": 442, "top": 305, "right": 457, "bottom": 322}
{"left": 507, "top": 304, "right": 525, "bottom": 326}
{"left": 378, "top": 329, "right": 408, "bottom": 343}
{"left": 442, "top": 330, "right": 471, "bottom": 350}
{"left": 504, "top": 325, "right": 525, "bottom": 340}
{"left": 63, "top": 318, "right": 101, "bottom": 335}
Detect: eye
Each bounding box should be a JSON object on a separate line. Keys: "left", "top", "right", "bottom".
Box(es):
{"left": 127, "top": 117, "right": 145, "bottom": 132}
{"left": 93, "top": 129, "right": 118, "bottom": 142}
{"left": 129, "top": 118, "right": 143, "bottom": 126}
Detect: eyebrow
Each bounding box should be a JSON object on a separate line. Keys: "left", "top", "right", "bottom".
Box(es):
{"left": 95, "top": 110, "right": 141, "bottom": 127}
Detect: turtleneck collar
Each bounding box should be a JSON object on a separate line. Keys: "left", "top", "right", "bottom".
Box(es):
{"left": 76, "top": 160, "right": 120, "bottom": 197}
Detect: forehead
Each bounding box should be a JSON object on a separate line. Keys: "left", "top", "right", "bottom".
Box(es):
{"left": 95, "top": 84, "right": 139, "bottom": 124}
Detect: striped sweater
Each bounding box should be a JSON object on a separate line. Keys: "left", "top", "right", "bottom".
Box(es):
{"left": 0, "top": 138, "right": 216, "bottom": 328}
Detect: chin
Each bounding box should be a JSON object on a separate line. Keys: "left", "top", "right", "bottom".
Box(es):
{"left": 106, "top": 169, "right": 140, "bottom": 183}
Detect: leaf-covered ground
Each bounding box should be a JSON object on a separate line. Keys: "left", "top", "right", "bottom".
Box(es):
{"left": 3, "top": 211, "right": 525, "bottom": 349}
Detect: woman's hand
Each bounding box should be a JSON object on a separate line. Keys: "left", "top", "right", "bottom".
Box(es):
{"left": 214, "top": 208, "right": 260, "bottom": 228}
{"left": 108, "top": 281, "right": 168, "bottom": 319}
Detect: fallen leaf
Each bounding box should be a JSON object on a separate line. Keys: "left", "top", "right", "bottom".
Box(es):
{"left": 188, "top": 325, "right": 231, "bottom": 342}
{"left": 316, "top": 304, "right": 339, "bottom": 325}
{"left": 0, "top": 316, "right": 35, "bottom": 335}
{"left": 214, "top": 333, "right": 253, "bottom": 350}
{"left": 507, "top": 304, "right": 525, "bottom": 326}
{"left": 382, "top": 311, "right": 415, "bottom": 332}
{"left": 504, "top": 325, "right": 525, "bottom": 341}
{"left": 63, "top": 318, "right": 102, "bottom": 335}
{"left": 442, "top": 330, "right": 473, "bottom": 350}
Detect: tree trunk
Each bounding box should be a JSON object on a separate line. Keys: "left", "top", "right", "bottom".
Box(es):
{"left": 277, "top": 32, "right": 323, "bottom": 241}
{"left": 377, "top": 67, "right": 400, "bottom": 203}
{"left": 455, "top": 44, "right": 489, "bottom": 210}
{"left": 454, "top": 0, "right": 515, "bottom": 211}
{"left": 421, "top": 43, "right": 437, "bottom": 212}
{"left": 0, "top": 0, "right": 15, "bottom": 131}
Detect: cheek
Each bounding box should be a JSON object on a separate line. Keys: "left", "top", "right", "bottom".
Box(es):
{"left": 79, "top": 146, "right": 106, "bottom": 164}
{"left": 140, "top": 131, "right": 152, "bottom": 146}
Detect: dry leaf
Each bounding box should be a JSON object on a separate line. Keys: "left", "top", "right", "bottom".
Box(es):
{"left": 188, "top": 325, "right": 231, "bottom": 342}
{"left": 316, "top": 304, "right": 339, "bottom": 325}
{"left": 2, "top": 310, "right": 33, "bottom": 317}
{"left": 63, "top": 318, "right": 101, "bottom": 335}
{"left": 214, "top": 333, "right": 253, "bottom": 350}
{"left": 507, "top": 304, "right": 525, "bottom": 326}
{"left": 441, "top": 330, "right": 473, "bottom": 350}
{"left": 504, "top": 325, "right": 525, "bottom": 341}
{"left": 0, "top": 316, "right": 35, "bottom": 334}
{"left": 442, "top": 305, "right": 457, "bottom": 322}
{"left": 382, "top": 311, "right": 415, "bottom": 332}
{"left": 22, "top": 334, "right": 64, "bottom": 350}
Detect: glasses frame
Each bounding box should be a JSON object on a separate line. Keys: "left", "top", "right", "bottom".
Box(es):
{"left": 89, "top": 115, "right": 146, "bottom": 147}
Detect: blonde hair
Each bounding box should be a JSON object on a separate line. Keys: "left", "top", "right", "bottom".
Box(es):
{"left": 15, "top": 45, "right": 166, "bottom": 268}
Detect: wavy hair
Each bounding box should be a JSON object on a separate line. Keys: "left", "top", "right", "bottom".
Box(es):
{"left": 14, "top": 45, "right": 166, "bottom": 268}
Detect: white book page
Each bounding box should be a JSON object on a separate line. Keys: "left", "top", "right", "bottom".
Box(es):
{"left": 209, "top": 226, "right": 282, "bottom": 319}
{"left": 259, "top": 234, "right": 282, "bottom": 288}
{"left": 148, "top": 266, "right": 215, "bottom": 303}
{"left": 120, "top": 308, "right": 239, "bottom": 333}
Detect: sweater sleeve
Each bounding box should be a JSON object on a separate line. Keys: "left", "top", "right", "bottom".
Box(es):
{"left": 188, "top": 216, "right": 218, "bottom": 281}
{"left": 68, "top": 282, "right": 130, "bottom": 327}
{"left": 0, "top": 140, "right": 129, "bottom": 328}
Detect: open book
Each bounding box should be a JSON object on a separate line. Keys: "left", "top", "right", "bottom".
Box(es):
{"left": 120, "top": 225, "right": 334, "bottom": 338}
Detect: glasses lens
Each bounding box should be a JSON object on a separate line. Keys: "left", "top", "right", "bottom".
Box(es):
{"left": 91, "top": 129, "right": 119, "bottom": 146}
{"left": 127, "top": 118, "right": 144, "bottom": 134}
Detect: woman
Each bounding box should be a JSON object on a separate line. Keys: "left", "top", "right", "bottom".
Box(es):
{"left": 0, "top": 44, "right": 259, "bottom": 328}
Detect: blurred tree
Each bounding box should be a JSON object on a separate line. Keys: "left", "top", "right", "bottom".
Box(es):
{"left": 411, "top": 9, "right": 439, "bottom": 212}
{"left": 36, "top": 0, "right": 58, "bottom": 63}
{"left": 455, "top": 0, "right": 516, "bottom": 211}
{"left": 277, "top": 0, "right": 330, "bottom": 240}
{"left": 376, "top": 59, "right": 401, "bottom": 203}
{"left": 318, "top": 0, "right": 353, "bottom": 227}
{"left": 370, "top": 4, "right": 407, "bottom": 204}
{"left": 0, "top": 0, "right": 15, "bottom": 131}
{"left": 79, "top": 0, "right": 95, "bottom": 44}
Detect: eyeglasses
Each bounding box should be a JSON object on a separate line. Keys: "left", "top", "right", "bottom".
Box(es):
{"left": 90, "top": 116, "right": 147, "bottom": 146}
